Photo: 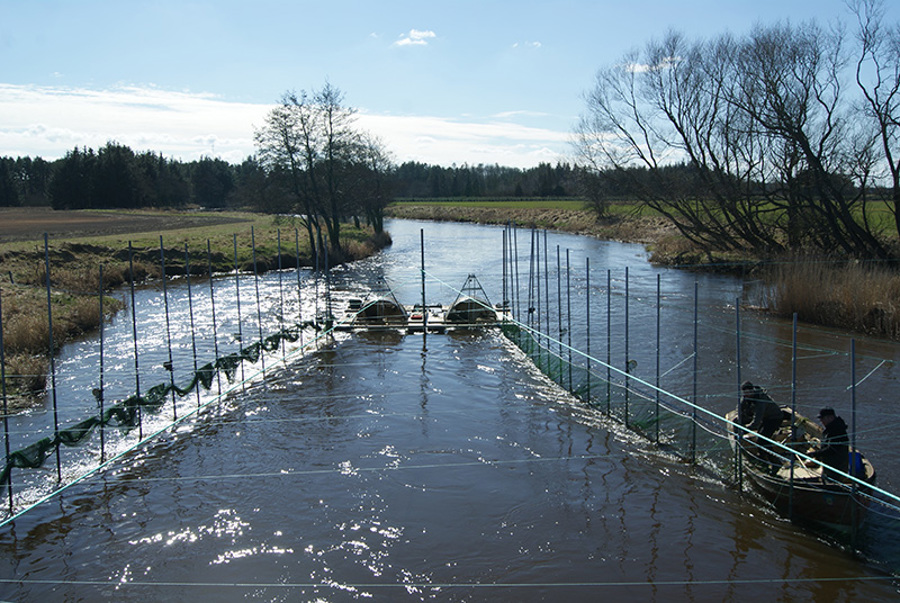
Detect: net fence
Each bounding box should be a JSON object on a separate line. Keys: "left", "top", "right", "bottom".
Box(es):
{"left": 501, "top": 317, "right": 900, "bottom": 574}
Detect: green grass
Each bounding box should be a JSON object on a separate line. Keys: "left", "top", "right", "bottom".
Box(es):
{"left": 390, "top": 198, "right": 589, "bottom": 211}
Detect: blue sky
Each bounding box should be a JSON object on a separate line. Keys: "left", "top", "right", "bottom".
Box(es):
{"left": 1, "top": 0, "right": 896, "bottom": 168}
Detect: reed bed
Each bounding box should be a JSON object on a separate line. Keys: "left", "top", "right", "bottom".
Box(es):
{"left": 770, "top": 260, "right": 900, "bottom": 339}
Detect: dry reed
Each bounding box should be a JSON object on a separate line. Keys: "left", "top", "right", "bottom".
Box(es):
{"left": 770, "top": 260, "right": 900, "bottom": 339}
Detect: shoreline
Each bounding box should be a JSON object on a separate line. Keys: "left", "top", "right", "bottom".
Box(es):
{"left": 385, "top": 204, "right": 900, "bottom": 341}
{"left": 384, "top": 204, "right": 713, "bottom": 266}
{"left": 0, "top": 210, "right": 390, "bottom": 411}
{"left": 385, "top": 204, "right": 677, "bottom": 244}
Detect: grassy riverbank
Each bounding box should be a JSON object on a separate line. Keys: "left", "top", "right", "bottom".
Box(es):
{"left": 0, "top": 208, "right": 390, "bottom": 409}
{"left": 385, "top": 200, "right": 681, "bottom": 245}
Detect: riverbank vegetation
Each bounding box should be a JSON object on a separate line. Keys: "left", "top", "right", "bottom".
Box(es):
{"left": 0, "top": 209, "right": 389, "bottom": 407}
{"left": 770, "top": 260, "right": 900, "bottom": 338}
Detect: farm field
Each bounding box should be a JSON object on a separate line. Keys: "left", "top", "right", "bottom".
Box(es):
{"left": 0, "top": 207, "right": 249, "bottom": 243}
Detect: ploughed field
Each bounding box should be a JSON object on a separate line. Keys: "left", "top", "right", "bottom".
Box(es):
{"left": 0, "top": 207, "right": 248, "bottom": 242}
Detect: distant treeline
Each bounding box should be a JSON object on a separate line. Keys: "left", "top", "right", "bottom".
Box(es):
{"left": 0, "top": 145, "right": 595, "bottom": 211}
{"left": 392, "top": 161, "right": 581, "bottom": 199}
{"left": 0, "top": 145, "right": 258, "bottom": 211}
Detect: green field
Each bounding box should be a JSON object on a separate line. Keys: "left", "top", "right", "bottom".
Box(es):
{"left": 390, "top": 198, "right": 589, "bottom": 211}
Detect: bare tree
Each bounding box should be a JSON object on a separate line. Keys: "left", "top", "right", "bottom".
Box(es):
{"left": 574, "top": 31, "right": 785, "bottom": 256}
{"left": 255, "top": 93, "right": 323, "bottom": 263}
{"left": 852, "top": 0, "right": 900, "bottom": 239}
{"left": 256, "top": 83, "right": 390, "bottom": 263}
{"left": 348, "top": 132, "right": 393, "bottom": 234}
{"left": 575, "top": 18, "right": 894, "bottom": 258}
{"left": 732, "top": 21, "right": 887, "bottom": 257}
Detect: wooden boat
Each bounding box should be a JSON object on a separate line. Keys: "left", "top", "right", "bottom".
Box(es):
{"left": 726, "top": 406, "right": 876, "bottom": 530}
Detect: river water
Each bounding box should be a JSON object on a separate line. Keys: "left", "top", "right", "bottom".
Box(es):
{"left": 0, "top": 218, "right": 898, "bottom": 601}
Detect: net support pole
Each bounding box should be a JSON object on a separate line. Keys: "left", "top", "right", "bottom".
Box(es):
{"left": 543, "top": 231, "right": 550, "bottom": 373}
{"left": 566, "top": 249, "right": 573, "bottom": 393}
{"left": 277, "top": 230, "right": 286, "bottom": 362}
{"left": 736, "top": 299, "right": 743, "bottom": 490}
{"left": 295, "top": 229, "right": 304, "bottom": 350}
{"left": 535, "top": 231, "right": 542, "bottom": 365}
{"left": 43, "top": 234, "right": 62, "bottom": 481}
{"left": 128, "top": 242, "right": 143, "bottom": 440}
{"left": 98, "top": 264, "right": 105, "bottom": 462}
{"left": 206, "top": 240, "right": 222, "bottom": 398}
{"left": 691, "top": 281, "right": 698, "bottom": 464}
{"left": 513, "top": 224, "right": 520, "bottom": 323}
{"left": 184, "top": 244, "right": 200, "bottom": 409}
{"left": 655, "top": 274, "right": 661, "bottom": 445}
{"left": 502, "top": 229, "right": 507, "bottom": 311}
{"left": 789, "top": 313, "right": 798, "bottom": 522}
{"left": 0, "top": 285, "right": 13, "bottom": 512}
{"left": 420, "top": 229, "right": 427, "bottom": 335}
{"left": 851, "top": 338, "right": 859, "bottom": 550}
{"left": 160, "top": 236, "right": 177, "bottom": 420}
{"left": 233, "top": 234, "right": 245, "bottom": 387}
{"left": 606, "top": 269, "right": 611, "bottom": 415}
{"left": 556, "top": 246, "right": 563, "bottom": 386}
{"left": 586, "top": 257, "right": 591, "bottom": 404}
{"left": 251, "top": 226, "right": 266, "bottom": 377}
{"left": 625, "top": 266, "right": 630, "bottom": 428}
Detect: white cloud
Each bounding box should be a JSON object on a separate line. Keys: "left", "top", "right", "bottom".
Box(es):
{"left": 0, "top": 84, "right": 570, "bottom": 168}
{"left": 359, "top": 112, "right": 569, "bottom": 168}
{"left": 624, "top": 56, "right": 680, "bottom": 73}
{"left": 492, "top": 110, "right": 549, "bottom": 119}
{"left": 0, "top": 83, "right": 269, "bottom": 163}
{"left": 393, "top": 29, "right": 436, "bottom": 47}
{"left": 512, "top": 41, "right": 542, "bottom": 49}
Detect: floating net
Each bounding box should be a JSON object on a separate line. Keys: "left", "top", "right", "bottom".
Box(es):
{"left": 0, "top": 320, "right": 320, "bottom": 492}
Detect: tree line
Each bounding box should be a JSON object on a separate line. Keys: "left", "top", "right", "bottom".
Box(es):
{"left": 574, "top": 0, "right": 900, "bottom": 259}
{"left": 392, "top": 161, "right": 580, "bottom": 199}
{"left": 0, "top": 151, "right": 585, "bottom": 211}
{"left": 0, "top": 147, "right": 252, "bottom": 211}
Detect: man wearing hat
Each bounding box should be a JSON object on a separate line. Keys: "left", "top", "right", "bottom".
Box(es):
{"left": 810, "top": 407, "right": 850, "bottom": 477}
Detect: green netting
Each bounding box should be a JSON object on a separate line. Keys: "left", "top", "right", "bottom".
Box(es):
{"left": 0, "top": 321, "right": 315, "bottom": 488}
{"left": 501, "top": 321, "right": 900, "bottom": 572}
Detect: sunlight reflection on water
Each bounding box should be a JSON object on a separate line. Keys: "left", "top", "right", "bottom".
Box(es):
{"left": 0, "top": 220, "right": 898, "bottom": 600}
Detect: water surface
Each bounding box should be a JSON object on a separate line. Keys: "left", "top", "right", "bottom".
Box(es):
{"left": 0, "top": 219, "right": 897, "bottom": 601}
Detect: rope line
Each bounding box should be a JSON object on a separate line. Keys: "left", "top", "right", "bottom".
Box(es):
{"left": 500, "top": 318, "right": 900, "bottom": 506}
{"left": 84, "top": 453, "right": 617, "bottom": 484}
{"left": 0, "top": 315, "right": 343, "bottom": 528}
{"left": 0, "top": 575, "right": 892, "bottom": 589}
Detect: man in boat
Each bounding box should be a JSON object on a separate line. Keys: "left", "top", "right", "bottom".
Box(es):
{"left": 738, "top": 381, "right": 783, "bottom": 442}
{"left": 809, "top": 407, "right": 849, "bottom": 478}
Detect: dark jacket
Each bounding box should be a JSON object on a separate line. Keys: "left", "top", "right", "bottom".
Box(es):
{"left": 812, "top": 416, "right": 850, "bottom": 472}
{"left": 739, "top": 387, "right": 782, "bottom": 431}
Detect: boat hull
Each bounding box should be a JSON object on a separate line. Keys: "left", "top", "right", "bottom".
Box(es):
{"left": 726, "top": 408, "right": 875, "bottom": 531}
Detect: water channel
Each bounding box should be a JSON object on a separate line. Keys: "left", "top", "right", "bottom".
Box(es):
{"left": 0, "top": 218, "right": 898, "bottom": 601}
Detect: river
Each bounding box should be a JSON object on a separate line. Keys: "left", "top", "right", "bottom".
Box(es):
{"left": 0, "top": 218, "right": 898, "bottom": 601}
